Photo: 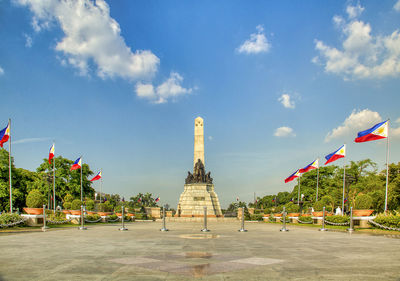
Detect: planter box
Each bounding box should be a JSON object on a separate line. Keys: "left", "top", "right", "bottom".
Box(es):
{"left": 87, "top": 211, "right": 96, "bottom": 215}
{"left": 166, "top": 211, "right": 172, "bottom": 217}
{"left": 274, "top": 213, "right": 282, "bottom": 217}
{"left": 352, "top": 209, "right": 374, "bottom": 216}
{"left": 70, "top": 210, "right": 81, "bottom": 215}
{"left": 312, "top": 211, "right": 332, "bottom": 217}
{"left": 62, "top": 210, "right": 71, "bottom": 215}
{"left": 97, "top": 212, "right": 112, "bottom": 216}
{"left": 23, "top": 207, "right": 43, "bottom": 215}
{"left": 288, "top": 213, "right": 300, "bottom": 217}
{"left": 145, "top": 207, "right": 161, "bottom": 219}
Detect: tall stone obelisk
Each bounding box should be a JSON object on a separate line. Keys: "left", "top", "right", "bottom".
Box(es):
{"left": 176, "top": 117, "right": 222, "bottom": 218}
{"left": 194, "top": 117, "right": 205, "bottom": 168}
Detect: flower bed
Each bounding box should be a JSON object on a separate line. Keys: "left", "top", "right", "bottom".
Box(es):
{"left": 325, "top": 215, "right": 349, "bottom": 224}
{"left": 0, "top": 213, "right": 26, "bottom": 228}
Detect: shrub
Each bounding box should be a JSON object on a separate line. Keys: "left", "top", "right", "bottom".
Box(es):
{"left": 250, "top": 214, "right": 264, "bottom": 221}
{"left": 107, "top": 214, "right": 118, "bottom": 221}
{"left": 103, "top": 201, "right": 113, "bottom": 212}
{"left": 63, "top": 202, "right": 72, "bottom": 210}
{"left": 313, "top": 201, "right": 324, "bottom": 212}
{"left": 135, "top": 213, "right": 148, "bottom": 220}
{"left": 47, "top": 212, "right": 67, "bottom": 222}
{"left": 298, "top": 215, "right": 312, "bottom": 222}
{"left": 64, "top": 194, "right": 73, "bottom": 203}
{"left": 86, "top": 214, "right": 101, "bottom": 222}
{"left": 355, "top": 194, "right": 373, "bottom": 209}
{"left": 321, "top": 195, "right": 334, "bottom": 212}
{"left": 325, "top": 215, "right": 349, "bottom": 224}
{"left": 373, "top": 213, "right": 400, "bottom": 229}
{"left": 274, "top": 205, "right": 283, "bottom": 213}
{"left": 0, "top": 213, "right": 25, "bottom": 227}
{"left": 263, "top": 207, "right": 272, "bottom": 214}
{"left": 285, "top": 202, "right": 300, "bottom": 213}
{"left": 71, "top": 199, "right": 83, "bottom": 210}
{"left": 85, "top": 200, "right": 95, "bottom": 211}
{"left": 26, "top": 189, "right": 46, "bottom": 208}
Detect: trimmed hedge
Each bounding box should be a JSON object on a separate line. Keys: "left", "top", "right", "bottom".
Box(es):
{"left": 355, "top": 194, "right": 373, "bottom": 209}
{"left": 374, "top": 213, "right": 400, "bottom": 229}
{"left": 86, "top": 214, "right": 101, "bottom": 221}
{"left": 298, "top": 215, "right": 312, "bottom": 222}
{"left": 71, "top": 199, "right": 83, "bottom": 210}
{"left": 325, "top": 215, "right": 349, "bottom": 224}
{"left": 250, "top": 214, "right": 263, "bottom": 221}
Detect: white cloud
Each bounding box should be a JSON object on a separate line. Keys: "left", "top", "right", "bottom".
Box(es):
{"left": 325, "top": 109, "right": 382, "bottom": 142}
{"left": 12, "top": 137, "right": 51, "bottom": 145}
{"left": 346, "top": 3, "right": 364, "bottom": 19}
{"left": 24, "top": 33, "right": 33, "bottom": 48}
{"left": 135, "top": 72, "right": 193, "bottom": 104}
{"left": 16, "top": 0, "right": 159, "bottom": 80}
{"left": 0, "top": 66, "right": 4, "bottom": 75}
{"left": 208, "top": 136, "right": 213, "bottom": 141}
{"left": 274, "top": 127, "right": 296, "bottom": 137}
{"left": 237, "top": 25, "right": 270, "bottom": 54}
{"left": 394, "top": 0, "right": 400, "bottom": 12}
{"left": 313, "top": 4, "right": 400, "bottom": 80}
{"left": 278, "top": 94, "right": 295, "bottom": 109}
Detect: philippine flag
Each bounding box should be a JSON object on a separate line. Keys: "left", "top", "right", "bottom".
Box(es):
{"left": 299, "top": 159, "right": 319, "bottom": 174}
{"left": 325, "top": 144, "right": 346, "bottom": 165}
{"left": 90, "top": 171, "right": 102, "bottom": 182}
{"left": 70, "top": 157, "right": 82, "bottom": 171}
{"left": 285, "top": 169, "right": 300, "bottom": 183}
{"left": 155, "top": 197, "right": 160, "bottom": 202}
{"left": 355, "top": 120, "right": 388, "bottom": 143}
{"left": 48, "top": 144, "right": 55, "bottom": 164}
{"left": 0, "top": 123, "right": 10, "bottom": 148}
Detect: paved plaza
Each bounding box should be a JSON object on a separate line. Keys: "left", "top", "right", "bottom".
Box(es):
{"left": 0, "top": 221, "right": 399, "bottom": 280}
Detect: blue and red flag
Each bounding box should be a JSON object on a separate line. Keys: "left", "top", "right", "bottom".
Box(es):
{"left": 299, "top": 159, "right": 319, "bottom": 174}
{"left": 48, "top": 144, "right": 55, "bottom": 164}
{"left": 90, "top": 171, "right": 102, "bottom": 182}
{"left": 344, "top": 197, "right": 348, "bottom": 203}
{"left": 285, "top": 169, "right": 300, "bottom": 183}
{"left": 70, "top": 157, "right": 82, "bottom": 171}
{"left": 155, "top": 197, "right": 160, "bottom": 202}
{"left": 325, "top": 144, "right": 346, "bottom": 165}
{"left": 355, "top": 120, "right": 388, "bottom": 143}
{"left": 138, "top": 197, "right": 142, "bottom": 203}
{"left": 0, "top": 122, "right": 10, "bottom": 148}
{"left": 272, "top": 197, "right": 276, "bottom": 203}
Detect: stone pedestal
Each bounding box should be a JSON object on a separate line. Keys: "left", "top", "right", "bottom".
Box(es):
{"left": 21, "top": 214, "right": 44, "bottom": 226}
{"left": 177, "top": 183, "right": 222, "bottom": 217}
{"left": 145, "top": 207, "right": 161, "bottom": 219}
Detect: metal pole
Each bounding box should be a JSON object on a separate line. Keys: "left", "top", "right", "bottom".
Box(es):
{"left": 53, "top": 144, "right": 56, "bottom": 213}
{"left": 347, "top": 206, "right": 354, "bottom": 233}
{"left": 342, "top": 163, "right": 346, "bottom": 215}
{"left": 100, "top": 169, "right": 103, "bottom": 203}
{"left": 42, "top": 204, "right": 49, "bottom": 231}
{"left": 80, "top": 158, "right": 83, "bottom": 202}
{"left": 119, "top": 205, "right": 128, "bottom": 231}
{"left": 316, "top": 167, "right": 319, "bottom": 202}
{"left": 319, "top": 206, "right": 327, "bottom": 231}
{"left": 384, "top": 121, "right": 390, "bottom": 212}
{"left": 79, "top": 205, "right": 87, "bottom": 230}
{"left": 8, "top": 119, "right": 12, "bottom": 213}
{"left": 238, "top": 207, "right": 247, "bottom": 232}
{"left": 280, "top": 207, "right": 289, "bottom": 232}
{"left": 297, "top": 176, "right": 300, "bottom": 206}
{"left": 160, "top": 205, "right": 168, "bottom": 231}
{"left": 201, "top": 206, "right": 210, "bottom": 232}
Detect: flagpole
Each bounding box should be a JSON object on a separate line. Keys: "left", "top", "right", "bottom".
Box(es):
{"left": 8, "top": 119, "right": 12, "bottom": 213}
{"left": 342, "top": 162, "right": 346, "bottom": 215}
{"left": 316, "top": 166, "right": 320, "bottom": 202}
{"left": 80, "top": 157, "right": 83, "bottom": 202}
{"left": 53, "top": 143, "right": 56, "bottom": 213}
{"left": 100, "top": 169, "right": 103, "bottom": 203}
{"left": 384, "top": 120, "right": 390, "bottom": 212}
{"left": 297, "top": 175, "right": 301, "bottom": 206}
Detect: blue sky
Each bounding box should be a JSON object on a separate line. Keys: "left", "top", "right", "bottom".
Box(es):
{"left": 1, "top": 0, "right": 400, "bottom": 208}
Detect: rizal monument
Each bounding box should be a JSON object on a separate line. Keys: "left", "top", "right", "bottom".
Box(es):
{"left": 176, "top": 117, "right": 223, "bottom": 217}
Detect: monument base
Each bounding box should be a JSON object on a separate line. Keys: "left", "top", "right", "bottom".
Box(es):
{"left": 177, "top": 183, "right": 223, "bottom": 217}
